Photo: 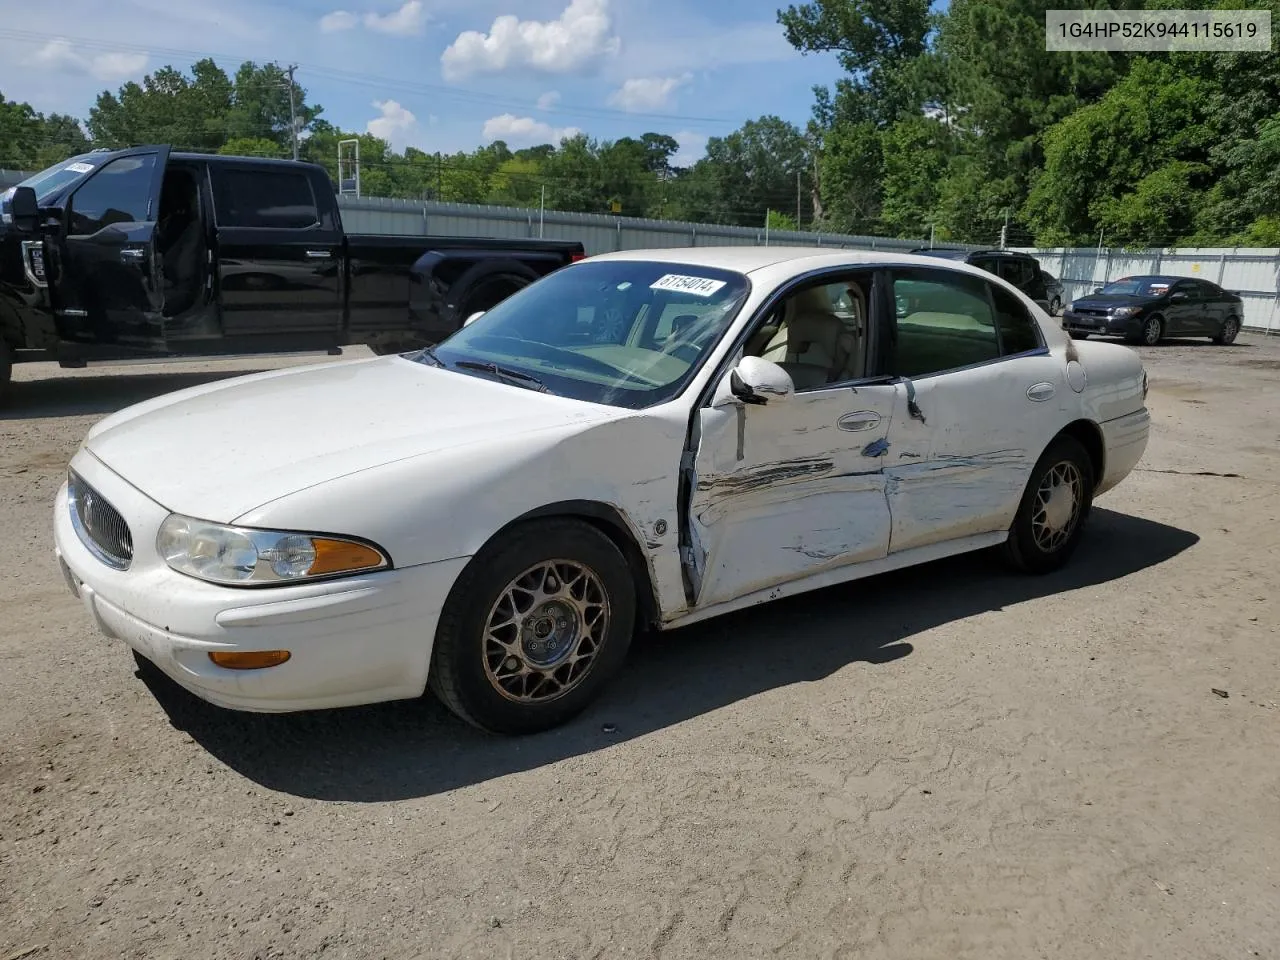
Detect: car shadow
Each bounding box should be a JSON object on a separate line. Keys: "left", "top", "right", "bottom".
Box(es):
{"left": 142, "top": 508, "right": 1198, "bottom": 802}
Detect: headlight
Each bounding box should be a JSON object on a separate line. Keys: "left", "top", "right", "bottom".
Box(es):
{"left": 156, "top": 514, "right": 390, "bottom": 587}
{"left": 1109, "top": 307, "right": 1139, "bottom": 318}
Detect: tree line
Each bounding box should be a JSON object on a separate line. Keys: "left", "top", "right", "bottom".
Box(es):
{"left": 4, "top": 0, "right": 1279, "bottom": 247}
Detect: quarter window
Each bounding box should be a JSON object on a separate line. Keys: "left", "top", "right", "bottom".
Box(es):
{"left": 211, "top": 169, "right": 319, "bottom": 229}
{"left": 67, "top": 154, "right": 158, "bottom": 235}
{"left": 990, "top": 284, "right": 1042, "bottom": 355}
{"left": 890, "top": 270, "right": 1000, "bottom": 377}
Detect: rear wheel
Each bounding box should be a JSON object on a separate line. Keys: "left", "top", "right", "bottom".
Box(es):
{"left": 458, "top": 273, "right": 530, "bottom": 322}
{"left": 428, "top": 519, "right": 636, "bottom": 735}
{"left": 1002, "top": 434, "right": 1094, "bottom": 575}
{"left": 1213, "top": 315, "right": 1240, "bottom": 345}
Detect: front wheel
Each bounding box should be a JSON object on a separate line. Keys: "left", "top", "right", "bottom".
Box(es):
{"left": 1213, "top": 315, "right": 1240, "bottom": 345}
{"left": 1135, "top": 315, "right": 1164, "bottom": 346}
{"left": 428, "top": 519, "right": 636, "bottom": 734}
{"left": 1002, "top": 434, "right": 1094, "bottom": 575}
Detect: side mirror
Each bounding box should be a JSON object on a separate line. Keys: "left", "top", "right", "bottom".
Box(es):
{"left": 463, "top": 310, "right": 485, "bottom": 327}
{"left": 1093, "top": 287, "right": 1104, "bottom": 295}
{"left": 1170, "top": 291, "right": 1187, "bottom": 303}
{"left": 8, "top": 186, "right": 39, "bottom": 232}
{"left": 713, "top": 355, "right": 795, "bottom": 407}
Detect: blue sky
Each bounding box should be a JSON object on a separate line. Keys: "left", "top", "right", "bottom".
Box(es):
{"left": 0, "top": 0, "right": 848, "bottom": 165}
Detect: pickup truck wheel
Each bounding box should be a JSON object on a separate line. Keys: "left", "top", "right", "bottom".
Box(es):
{"left": 428, "top": 519, "right": 636, "bottom": 735}
{"left": 1002, "top": 434, "right": 1094, "bottom": 575}
{"left": 459, "top": 274, "right": 530, "bottom": 321}
{"left": 0, "top": 341, "right": 12, "bottom": 405}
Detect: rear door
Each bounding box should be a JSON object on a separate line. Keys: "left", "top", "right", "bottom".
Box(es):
{"left": 208, "top": 164, "right": 343, "bottom": 338}
{"left": 50, "top": 146, "right": 170, "bottom": 349}
{"left": 880, "top": 266, "right": 1065, "bottom": 553}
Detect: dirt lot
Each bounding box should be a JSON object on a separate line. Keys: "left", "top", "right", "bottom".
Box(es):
{"left": 2, "top": 335, "right": 1278, "bottom": 960}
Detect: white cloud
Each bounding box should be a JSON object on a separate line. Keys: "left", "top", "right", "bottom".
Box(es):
{"left": 441, "top": 0, "right": 620, "bottom": 81}
{"left": 364, "top": 0, "right": 428, "bottom": 35}
{"left": 366, "top": 99, "right": 419, "bottom": 150}
{"left": 482, "top": 113, "right": 582, "bottom": 146}
{"left": 536, "top": 91, "right": 561, "bottom": 111}
{"left": 319, "top": 10, "right": 358, "bottom": 32}
{"left": 671, "top": 130, "right": 707, "bottom": 169}
{"left": 607, "top": 73, "right": 691, "bottom": 113}
{"left": 31, "top": 39, "right": 148, "bottom": 81}
{"left": 320, "top": 2, "right": 426, "bottom": 36}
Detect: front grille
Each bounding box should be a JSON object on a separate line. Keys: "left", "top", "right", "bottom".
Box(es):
{"left": 1074, "top": 308, "right": 1110, "bottom": 318}
{"left": 68, "top": 472, "right": 133, "bottom": 570}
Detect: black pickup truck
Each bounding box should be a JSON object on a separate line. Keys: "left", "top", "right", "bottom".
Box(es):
{"left": 0, "top": 145, "right": 585, "bottom": 401}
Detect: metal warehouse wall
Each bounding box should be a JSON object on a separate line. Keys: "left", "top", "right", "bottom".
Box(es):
{"left": 333, "top": 196, "right": 978, "bottom": 256}
{"left": 1023, "top": 247, "right": 1279, "bottom": 334}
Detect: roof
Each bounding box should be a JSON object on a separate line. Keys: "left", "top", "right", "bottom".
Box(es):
{"left": 588, "top": 245, "right": 996, "bottom": 275}
{"left": 910, "top": 247, "right": 1034, "bottom": 260}
{"left": 171, "top": 151, "right": 324, "bottom": 171}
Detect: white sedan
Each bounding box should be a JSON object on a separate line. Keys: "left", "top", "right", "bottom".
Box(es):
{"left": 54, "top": 247, "right": 1150, "bottom": 734}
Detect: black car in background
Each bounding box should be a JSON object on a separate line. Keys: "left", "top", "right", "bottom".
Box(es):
{"left": 1041, "top": 271, "right": 1065, "bottom": 315}
{"left": 911, "top": 248, "right": 1052, "bottom": 308}
{"left": 1061, "top": 275, "right": 1243, "bottom": 346}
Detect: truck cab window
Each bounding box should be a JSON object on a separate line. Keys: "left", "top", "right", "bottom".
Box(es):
{"left": 67, "top": 155, "right": 158, "bottom": 235}
{"left": 212, "top": 169, "right": 319, "bottom": 229}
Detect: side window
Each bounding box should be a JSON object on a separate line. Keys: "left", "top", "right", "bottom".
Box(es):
{"left": 211, "top": 169, "right": 319, "bottom": 229}
{"left": 745, "top": 275, "right": 871, "bottom": 389}
{"left": 999, "top": 257, "right": 1034, "bottom": 290}
{"left": 890, "top": 270, "right": 1000, "bottom": 378}
{"left": 67, "top": 154, "right": 158, "bottom": 235}
{"left": 970, "top": 256, "right": 999, "bottom": 276}
{"left": 990, "top": 284, "right": 1043, "bottom": 356}
{"left": 1172, "top": 280, "right": 1197, "bottom": 300}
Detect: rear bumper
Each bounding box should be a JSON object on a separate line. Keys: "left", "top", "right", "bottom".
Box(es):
{"left": 1096, "top": 407, "right": 1150, "bottom": 497}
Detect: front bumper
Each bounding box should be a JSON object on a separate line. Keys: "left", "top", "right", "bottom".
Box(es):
{"left": 53, "top": 451, "right": 471, "bottom": 713}
{"left": 1061, "top": 312, "right": 1141, "bottom": 338}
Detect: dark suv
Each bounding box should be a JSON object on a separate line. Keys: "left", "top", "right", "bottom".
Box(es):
{"left": 910, "top": 248, "right": 1051, "bottom": 308}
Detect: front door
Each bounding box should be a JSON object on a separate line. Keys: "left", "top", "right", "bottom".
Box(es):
{"left": 50, "top": 146, "right": 170, "bottom": 349}
{"left": 684, "top": 270, "right": 897, "bottom": 608}
{"left": 882, "top": 266, "right": 1066, "bottom": 553}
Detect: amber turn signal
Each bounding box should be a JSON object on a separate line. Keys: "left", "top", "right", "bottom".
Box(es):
{"left": 209, "top": 650, "right": 292, "bottom": 670}
{"left": 309, "top": 538, "right": 386, "bottom": 576}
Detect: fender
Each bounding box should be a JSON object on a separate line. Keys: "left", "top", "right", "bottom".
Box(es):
{"left": 408, "top": 251, "right": 544, "bottom": 343}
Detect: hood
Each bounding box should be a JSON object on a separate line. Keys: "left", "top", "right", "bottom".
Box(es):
{"left": 1071, "top": 293, "right": 1154, "bottom": 309}
{"left": 84, "top": 356, "right": 620, "bottom": 522}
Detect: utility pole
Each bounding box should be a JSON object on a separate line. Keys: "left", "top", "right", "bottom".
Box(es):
{"left": 285, "top": 64, "right": 299, "bottom": 161}
{"left": 539, "top": 184, "right": 546, "bottom": 238}
{"left": 796, "top": 170, "right": 802, "bottom": 228}
{"left": 1000, "top": 207, "right": 1010, "bottom": 249}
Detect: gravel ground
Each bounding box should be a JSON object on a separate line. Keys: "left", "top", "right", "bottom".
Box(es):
{"left": 2, "top": 336, "right": 1278, "bottom": 960}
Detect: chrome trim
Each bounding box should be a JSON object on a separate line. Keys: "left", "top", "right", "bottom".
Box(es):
{"left": 21, "top": 240, "right": 47, "bottom": 288}
{"left": 838, "top": 411, "right": 882, "bottom": 431}
{"left": 67, "top": 473, "right": 133, "bottom": 571}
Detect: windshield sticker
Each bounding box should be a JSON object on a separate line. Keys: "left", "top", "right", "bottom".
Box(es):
{"left": 650, "top": 273, "right": 727, "bottom": 297}
{"left": 64, "top": 162, "right": 95, "bottom": 174}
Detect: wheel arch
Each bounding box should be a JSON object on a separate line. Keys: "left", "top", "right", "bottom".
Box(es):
{"left": 463, "top": 500, "right": 663, "bottom": 632}
{"left": 1056, "top": 419, "right": 1106, "bottom": 492}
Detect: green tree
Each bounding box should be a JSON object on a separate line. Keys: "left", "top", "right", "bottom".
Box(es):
{"left": 0, "top": 92, "right": 89, "bottom": 169}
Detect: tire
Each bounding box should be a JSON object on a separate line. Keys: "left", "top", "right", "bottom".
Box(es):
{"left": 428, "top": 519, "right": 637, "bottom": 735}
{"left": 1069, "top": 332, "right": 1090, "bottom": 340}
{"left": 459, "top": 273, "right": 530, "bottom": 320}
{"left": 1002, "top": 434, "right": 1094, "bottom": 575}
{"left": 0, "top": 340, "right": 12, "bottom": 407}
{"left": 1213, "top": 315, "right": 1240, "bottom": 345}
{"left": 1050, "top": 297, "right": 1062, "bottom": 316}
{"left": 1135, "top": 314, "right": 1164, "bottom": 346}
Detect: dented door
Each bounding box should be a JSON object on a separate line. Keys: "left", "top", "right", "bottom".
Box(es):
{"left": 684, "top": 383, "right": 899, "bottom": 608}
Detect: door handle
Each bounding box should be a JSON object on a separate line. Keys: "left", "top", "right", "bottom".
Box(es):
{"left": 1026, "top": 382, "right": 1055, "bottom": 402}
{"left": 119, "top": 247, "right": 147, "bottom": 262}
{"left": 305, "top": 249, "right": 333, "bottom": 259}
{"left": 837, "top": 411, "right": 881, "bottom": 431}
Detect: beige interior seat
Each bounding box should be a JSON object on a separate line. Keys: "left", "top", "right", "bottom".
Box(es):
{"left": 760, "top": 286, "right": 861, "bottom": 388}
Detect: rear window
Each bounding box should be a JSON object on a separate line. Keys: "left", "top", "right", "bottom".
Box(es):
{"left": 211, "top": 168, "right": 319, "bottom": 229}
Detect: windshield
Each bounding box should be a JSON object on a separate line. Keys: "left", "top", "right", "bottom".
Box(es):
{"left": 15, "top": 153, "right": 104, "bottom": 204}
{"left": 427, "top": 259, "right": 751, "bottom": 409}
{"left": 1100, "top": 277, "right": 1171, "bottom": 297}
